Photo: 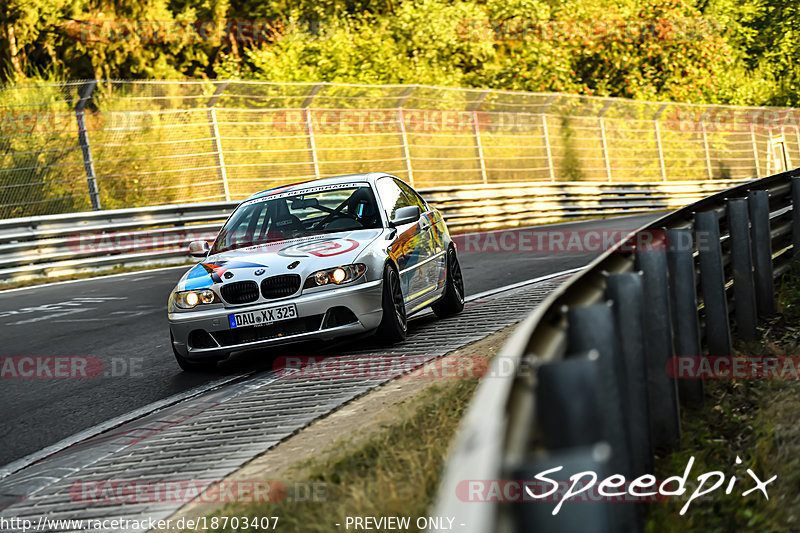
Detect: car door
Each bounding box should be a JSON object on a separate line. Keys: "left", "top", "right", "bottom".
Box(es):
{"left": 375, "top": 177, "right": 438, "bottom": 307}
{"left": 394, "top": 179, "right": 447, "bottom": 299}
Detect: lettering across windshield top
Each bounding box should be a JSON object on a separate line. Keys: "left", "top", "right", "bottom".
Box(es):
{"left": 242, "top": 182, "right": 366, "bottom": 207}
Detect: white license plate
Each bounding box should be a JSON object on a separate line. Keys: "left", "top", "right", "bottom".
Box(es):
{"left": 228, "top": 304, "right": 297, "bottom": 329}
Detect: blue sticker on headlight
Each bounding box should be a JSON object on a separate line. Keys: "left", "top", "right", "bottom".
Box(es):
{"left": 228, "top": 315, "right": 238, "bottom": 328}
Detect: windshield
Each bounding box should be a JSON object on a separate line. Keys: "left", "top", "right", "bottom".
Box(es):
{"left": 211, "top": 184, "right": 382, "bottom": 254}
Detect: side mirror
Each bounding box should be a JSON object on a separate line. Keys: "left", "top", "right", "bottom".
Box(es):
{"left": 188, "top": 240, "right": 210, "bottom": 258}
{"left": 390, "top": 206, "right": 421, "bottom": 227}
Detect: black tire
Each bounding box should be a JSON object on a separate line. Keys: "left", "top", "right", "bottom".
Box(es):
{"left": 375, "top": 264, "right": 407, "bottom": 344}
{"left": 432, "top": 245, "right": 465, "bottom": 318}
{"left": 171, "top": 332, "right": 222, "bottom": 372}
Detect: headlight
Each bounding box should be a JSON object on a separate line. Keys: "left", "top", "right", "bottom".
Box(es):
{"left": 175, "top": 289, "right": 219, "bottom": 309}
{"left": 304, "top": 264, "right": 366, "bottom": 289}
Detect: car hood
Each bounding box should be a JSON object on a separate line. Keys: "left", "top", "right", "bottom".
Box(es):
{"left": 177, "top": 229, "right": 383, "bottom": 291}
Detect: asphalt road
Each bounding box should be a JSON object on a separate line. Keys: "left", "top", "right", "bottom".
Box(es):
{"left": 0, "top": 212, "right": 660, "bottom": 467}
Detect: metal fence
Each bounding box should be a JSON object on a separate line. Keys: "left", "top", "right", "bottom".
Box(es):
{"left": 0, "top": 179, "right": 749, "bottom": 282}
{"left": 431, "top": 168, "right": 800, "bottom": 532}
{"left": 2, "top": 80, "right": 798, "bottom": 219}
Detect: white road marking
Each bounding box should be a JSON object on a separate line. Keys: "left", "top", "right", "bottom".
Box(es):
{"left": 0, "top": 373, "right": 250, "bottom": 482}
{"left": 0, "top": 297, "right": 127, "bottom": 323}
{"left": 6, "top": 307, "right": 91, "bottom": 326}
{"left": 0, "top": 265, "right": 190, "bottom": 295}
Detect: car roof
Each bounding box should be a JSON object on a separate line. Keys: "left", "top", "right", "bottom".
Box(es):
{"left": 244, "top": 172, "right": 395, "bottom": 201}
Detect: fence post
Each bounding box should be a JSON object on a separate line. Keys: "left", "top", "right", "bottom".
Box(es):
{"left": 726, "top": 198, "right": 758, "bottom": 339}
{"left": 749, "top": 190, "right": 776, "bottom": 316}
{"left": 599, "top": 118, "right": 612, "bottom": 182}
{"left": 303, "top": 84, "right": 322, "bottom": 180}
{"left": 75, "top": 80, "right": 101, "bottom": 211}
{"left": 542, "top": 115, "right": 555, "bottom": 182}
{"left": 396, "top": 86, "right": 415, "bottom": 186}
{"left": 751, "top": 123, "right": 761, "bottom": 178}
{"left": 793, "top": 177, "right": 800, "bottom": 261}
{"left": 654, "top": 105, "right": 667, "bottom": 182}
{"left": 795, "top": 127, "right": 800, "bottom": 170}
{"left": 781, "top": 126, "right": 792, "bottom": 168}
{"left": 701, "top": 120, "right": 713, "bottom": 180}
{"left": 694, "top": 210, "right": 732, "bottom": 356}
{"left": 471, "top": 91, "right": 488, "bottom": 185}
{"left": 598, "top": 101, "right": 613, "bottom": 182}
{"left": 207, "top": 82, "right": 230, "bottom": 201}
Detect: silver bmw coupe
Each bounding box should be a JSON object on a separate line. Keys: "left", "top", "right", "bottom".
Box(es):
{"left": 167, "top": 173, "right": 464, "bottom": 371}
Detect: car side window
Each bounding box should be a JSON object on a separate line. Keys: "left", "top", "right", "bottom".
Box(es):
{"left": 376, "top": 177, "right": 415, "bottom": 220}
{"left": 395, "top": 179, "right": 427, "bottom": 213}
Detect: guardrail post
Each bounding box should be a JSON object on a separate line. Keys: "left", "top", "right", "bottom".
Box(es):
{"left": 512, "top": 444, "right": 617, "bottom": 533}
{"left": 635, "top": 241, "right": 681, "bottom": 450}
{"left": 694, "top": 210, "right": 732, "bottom": 356}
{"left": 537, "top": 352, "right": 605, "bottom": 449}
{"left": 566, "top": 304, "right": 632, "bottom": 477}
{"left": 75, "top": 80, "right": 101, "bottom": 211}
{"left": 207, "top": 82, "right": 230, "bottom": 201}
{"left": 605, "top": 272, "right": 653, "bottom": 475}
{"left": 793, "top": 177, "right": 800, "bottom": 261}
{"left": 749, "top": 190, "right": 776, "bottom": 316}
{"left": 726, "top": 198, "right": 758, "bottom": 340}
{"left": 303, "top": 84, "right": 322, "bottom": 180}
{"left": 666, "top": 228, "right": 704, "bottom": 405}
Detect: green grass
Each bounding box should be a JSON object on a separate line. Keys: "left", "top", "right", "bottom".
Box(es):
{"left": 203, "top": 378, "right": 480, "bottom": 533}
{"left": 645, "top": 268, "right": 800, "bottom": 532}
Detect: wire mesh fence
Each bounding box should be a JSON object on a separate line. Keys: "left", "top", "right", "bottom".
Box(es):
{"left": 1, "top": 80, "right": 798, "bottom": 218}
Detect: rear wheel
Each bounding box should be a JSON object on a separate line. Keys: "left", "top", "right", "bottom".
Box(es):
{"left": 171, "top": 332, "right": 222, "bottom": 372}
{"left": 375, "top": 264, "right": 407, "bottom": 344}
{"left": 432, "top": 246, "right": 465, "bottom": 318}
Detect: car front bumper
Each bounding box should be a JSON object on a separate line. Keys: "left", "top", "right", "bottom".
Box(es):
{"left": 169, "top": 279, "right": 384, "bottom": 359}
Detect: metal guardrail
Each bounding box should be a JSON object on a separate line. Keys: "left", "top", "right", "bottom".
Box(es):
{"left": 0, "top": 180, "right": 747, "bottom": 282}
{"left": 0, "top": 202, "right": 236, "bottom": 280}
{"left": 431, "top": 168, "right": 800, "bottom": 532}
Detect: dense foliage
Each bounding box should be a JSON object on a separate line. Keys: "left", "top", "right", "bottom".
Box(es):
{"left": 0, "top": 0, "right": 797, "bottom": 105}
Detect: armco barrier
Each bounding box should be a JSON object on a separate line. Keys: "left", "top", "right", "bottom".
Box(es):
{"left": 0, "top": 179, "right": 746, "bottom": 282}
{"left": 430, "top": 169, "right": 799, "bottom": 532}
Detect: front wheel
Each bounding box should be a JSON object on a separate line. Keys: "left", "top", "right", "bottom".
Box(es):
{"left": 432, "top": 246, "right": 465, "bottom": 318}
{"left": 375, "top": 264, "right": 407, "bottom": 344}
{"left": 171, "top": 332, "right": 223, "bottom": 372}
